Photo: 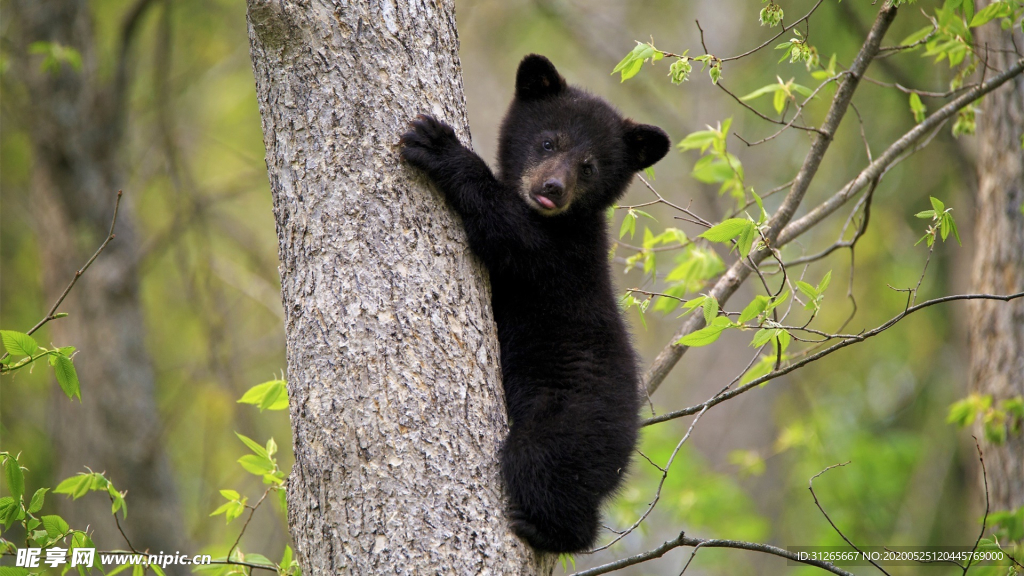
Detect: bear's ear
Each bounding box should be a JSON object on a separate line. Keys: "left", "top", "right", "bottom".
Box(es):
{"left": 515, "top": 54, "right": 566, "bottom": 101}
{"left": 622, "top": 120, "right": 670, "bottom": 171}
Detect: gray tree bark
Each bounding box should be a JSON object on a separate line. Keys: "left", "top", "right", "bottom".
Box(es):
{"left": 245, "top": 1, "right": 548, "bottom": 573}
{"left": 968, "top": 1, "right": 1024, "bottom": 512}
{"left": 8, "top": 0, "right": 187, "bottom": 560}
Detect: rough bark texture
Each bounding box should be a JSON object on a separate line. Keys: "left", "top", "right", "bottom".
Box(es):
{"left": 9, "top": 0, "right": 187, "bottom": 561}
{"left": 245, "top": 1, "right": 547, "bottom": 573}
{"left": 968, "top": 1, "right": 1024, "bottom": 512}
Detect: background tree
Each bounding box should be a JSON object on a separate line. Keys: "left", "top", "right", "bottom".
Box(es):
{"left": 969, "top": 0, "right": 1024, "bottom": 513}
{"left": 245, "top": 0, "right": 544, "bottom": 573}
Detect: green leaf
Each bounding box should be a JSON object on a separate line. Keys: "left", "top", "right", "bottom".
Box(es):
{"left": 28, "top": 488, "right": 48, "bottom": 514}
{"left": 795, "top": 280, "right": 816, "bottom": 298}
{"left": 677, "top": 129, "right": 719, "bottom": 152}
{"left": 242, "top": 553, "right": 274, "bottom": 568}
{"left": 945, "top": 213, "right": 962, "bottom": 245}
{"left": 236, "top": 432, "right": 270, "bottom": 459}
{"left": 702, "top": 296, "right": 719, "bottom": 325}
{"left": 0, "top": 331, "right": 38, "bottom": 357}
{"left": 238, "top": 454, "right": 275, "bottom": 476}
{"left": 709, "top": 63, "right": 722, "bottom": 85}
{"left": 238, "top": 379, "right": 289, "bottom": 411}
{"left": 53, "top": 354, "right": 81, "bottom": 400}
{"left": 751, "top": 328, "right": 775, "bottom": 348}
{"left": 677, "top": 325, "right": 725, "bottom": 347}
{"left": 699, "top": 218, "right": 752, "bottom": 243}
{"left": 738, "top": 296, "right": 770, "bottom": 323}
{"left": 42, "top": 515, "right": 70, "bottom": 539}
{"left": 619, "top": 211, "right": 636, "bottom": 239}
{"left": 970, "top": 1, "right": 1010, "bottom": 27}
{"left": 773, "top": 88, "right": 787, "bottom": 114}
{"left": 915, "top": 210, "right": 936, "bottom": 219}
{"left": 929, "top": 196, "right": 945, "bottom": 213}
{"left": 900, "top": 25, "right": 936, "bottom": 45}
{"left": 909, "top": 93, "right": 927, "bottom": 123}
{"left": 740, "top": 84, "right": 782, "bottom": 101}
{"left": 54, "top": 473, "right": 94, "bottom": 499}
{"left": 736, "top": 221, "right": 756, "bottom": 256}
{"left": 4, "top": 457, "right": 24, "bottom": 500}
{"left": 774, "top": 328, "right": 791, "bottom": 353}
{"left": 1, "top": 496, "right": 21, "bottom": 528}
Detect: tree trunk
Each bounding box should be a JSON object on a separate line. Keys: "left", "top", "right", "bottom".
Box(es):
{"left": 968, "top": 1, "right": 1024, "bottom": 512}
{"left": 9, "top": 0, "right": 187, "bottom": 562}
{"left": 245, "top": 1, "right": 548, "bottom": 573}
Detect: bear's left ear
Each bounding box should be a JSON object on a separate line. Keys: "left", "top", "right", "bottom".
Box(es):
{"left": 515, "top": 54, "right": 567, "bottom": 101}
{"left": 622, "top": 120, "right": 670, "bottom": 172}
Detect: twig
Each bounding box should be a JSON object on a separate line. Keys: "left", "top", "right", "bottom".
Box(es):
{"left": 719, "top": 0, "right": 826, "bottom": 63}
{"left": 589, "top": 405, "right": 710, "bottom": 552}
{"left": 809, "top": 462, "right": 891, "bottom": 575}
{"left": 227, "top": 487, "right": 273, "bottom": 561}
{"left": 643, "top": 291, "right": 1024, "bottom": 426}
{"left": 1, "top": 191, "right": 122, "bottom": 363}
{"left": 571, "top": 531, "right": 857, "bottom": 576}
{"left": 964, "top": 437, "right": 990, "bottom": 575}
{"left": 644, "top": 51, "right": 1024, "bottom": 396}
{"left": 644, "top": 5, "right": 900, "bottom": 395}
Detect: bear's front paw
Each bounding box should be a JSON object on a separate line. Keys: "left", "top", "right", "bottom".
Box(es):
{"left": 399, "top": 114, "right": 460, "bottom": 172}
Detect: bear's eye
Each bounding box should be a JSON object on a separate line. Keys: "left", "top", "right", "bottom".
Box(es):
{"left": 542, "top": 140, "right": 554, "bottom": 151}
{"left": 581, "top": 164, "right": 594, "bottom": 177}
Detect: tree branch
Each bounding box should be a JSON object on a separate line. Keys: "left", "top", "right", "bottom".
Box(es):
{"left": 0, "top": 190, "right": 122, "bottom": 363}
{"left": 571, "top": 531, "right": 857, "bottom": 576}
{"left": 643, "top": 291, "right": 1024, "bottom": 426}
{"left": 644, "top": 5, "right": 899, "bottom": 395}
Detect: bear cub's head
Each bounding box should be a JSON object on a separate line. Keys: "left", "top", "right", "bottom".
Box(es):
{"left": 498, "top": 54, "right": 670, "bottom": 217}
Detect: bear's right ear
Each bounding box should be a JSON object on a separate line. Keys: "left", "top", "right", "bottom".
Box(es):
{"left": 515, "top": 54, "right": 566, "bottom": 101}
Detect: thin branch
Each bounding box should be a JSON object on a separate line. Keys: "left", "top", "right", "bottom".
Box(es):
{"left": 964, "top": 437, "right": 990, "bottom": 575}
{"left": 643, "top": 291, "right": 1024, "bottom": 426}
{"left": 227, "top": 487, "right": 272, "bottom": 561}
{"left": 644, "top": 5, "right": 899, "bottom": 395}
{"left": 719, "top": 0, "right": 826, "bottom": 62}
{"left": 589, "top": 405, "right": 709, "bottom": 552}
{"left": 777, "top": 56, "right": 1024, "bottom": 249}
{"left": 809, "top": 462, "right": 891, "bottom": 575}
{"left": 571, "top": 531, "right": 857, "bottom": 576}
{"left": 1, "top": 190, "right": 122, "bottom": 364}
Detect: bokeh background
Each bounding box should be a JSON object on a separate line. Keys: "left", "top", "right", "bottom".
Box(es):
{"left": 1, "top": 0, "right": 990, "bottom": 573}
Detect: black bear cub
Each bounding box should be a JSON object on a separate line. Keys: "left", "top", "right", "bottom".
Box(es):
{"left": 400, "top": 54, "right": 670, "bottom": 553}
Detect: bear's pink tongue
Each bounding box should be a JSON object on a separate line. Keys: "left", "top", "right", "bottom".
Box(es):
{"left": 536, "top": 195, "right": 556, "bottom": 209}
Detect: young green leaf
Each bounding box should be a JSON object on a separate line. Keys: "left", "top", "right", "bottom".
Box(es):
{"left": 238, "top": 379, "right": 289, "bottom": 411}
{"left": 0, "top": 331, "right": 38, "bottom": 357}
{"left": 698, "top": 218, "right": 752, "bottom": 243}
{"left": 738, "top": 295, "right": 770, "bottom": 323}
{"left": 969, "top": 1, "right": 1011, "bottom": 27}
{"left": 53, "top": 354, "right": 81, "bottom": 400}
{"left": 4, "top": 457, "right": 24, "bottom": 500}
{"left": 41, "top": 515, "right": 70, "bottom": 539}
{"left": 28, "top": 488, "right": 48, "bottom": 514}
{"left": 909, "top": 93, "right": 927, "bottom": 123}
{"left": 236, "top": 432, "right": 270, "bottom": 460}
{"left": 702, "top": 295, "right": 719, "bottom": 325}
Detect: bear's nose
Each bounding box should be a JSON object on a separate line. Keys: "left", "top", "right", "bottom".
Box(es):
{"left": 543, "top": 178, "right": 564, "bottom": 197}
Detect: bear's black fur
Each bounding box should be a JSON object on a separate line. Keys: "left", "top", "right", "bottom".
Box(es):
{"left": 399, "top": 54, "right": 670, "bottom": 553}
